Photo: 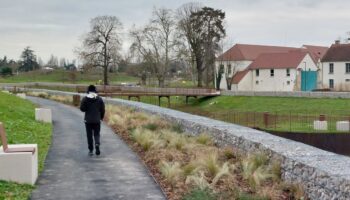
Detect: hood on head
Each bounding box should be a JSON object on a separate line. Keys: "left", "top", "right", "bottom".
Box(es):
{"left": 87, "top": 92, "right": 98, "bottom": 99}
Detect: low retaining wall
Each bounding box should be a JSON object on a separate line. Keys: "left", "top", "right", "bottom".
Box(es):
{"left": 223, "top": 90, "right": 350, "bottom": 99}
{"left": 5, "top": 87, "right": 350, "bottom": 199}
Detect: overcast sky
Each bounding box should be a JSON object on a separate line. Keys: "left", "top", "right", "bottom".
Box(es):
{"left": 1, "top": 0, "right": 349, "bottom": 62}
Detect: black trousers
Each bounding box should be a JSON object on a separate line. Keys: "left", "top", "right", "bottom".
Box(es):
{"left": 85, "top": 123, "right": 101, "bottom": 151}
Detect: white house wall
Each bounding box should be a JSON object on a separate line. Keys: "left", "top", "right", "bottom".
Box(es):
{"left": 237, "top": 71, "right": 253, "bottom": 91}
{"left": 296, "top": 54, "right": 318, "bottom": 71}
{"left": 321, "top": 61, "right": 350, "bottom": 91}
{"left": 236, "top": 54, "right": 317, "bottom": 92}
{"left": 251, "top": 68, "right": 297, "bottom": 91}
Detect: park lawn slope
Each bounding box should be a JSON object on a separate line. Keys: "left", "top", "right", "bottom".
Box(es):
{"left": 0, "top": 92, "right": 52, "bottom": 200}
{"left": 0, "top": 70, "right": 138, "bottom": 84}
{"left": 185, "top": 96, "right": 350, "bottom": 114}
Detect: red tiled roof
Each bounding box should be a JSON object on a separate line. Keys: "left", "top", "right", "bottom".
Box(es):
{"left": 248, "top": 51, "right": 308, "bottom": 69}
{"left": 302, "top": 45, "right": 329, "bottom": 63}
{"left": 217, "top": 44, "right": 299, "bottom": 61}
{"left": 321, "top": 43, "right": 350, "bottom": 62}
{"left": 231, "top": 69, "right": 249, "bottom": 84}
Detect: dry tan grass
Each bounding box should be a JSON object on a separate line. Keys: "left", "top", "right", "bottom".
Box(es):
{"left": 104, "top": 104, "right": 307, "bottom": 200}
{"left": 26, "top": 91, "right": 49, "bottom": 98}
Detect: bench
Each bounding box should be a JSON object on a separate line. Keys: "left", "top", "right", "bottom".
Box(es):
{"left": 0, "top": 122, "right": 38, "bottom": 185}
{"left": 35, "top": 108, "right": 52, "bottom": 123}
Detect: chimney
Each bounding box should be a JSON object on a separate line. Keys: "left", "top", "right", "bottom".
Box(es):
{"left": 335, "top": 40, "right": 340, "bottom": 45}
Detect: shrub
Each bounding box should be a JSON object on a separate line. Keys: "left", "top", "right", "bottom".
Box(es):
{"left": 142, "top": 123, "right": 159, "bottom": 131}
{"left": 241, "top": 153, "right": 279, "bottom": 189}
{"left": 182, "top": 163, "right": 199, "bottom": 177}
{"left": 198, "top": 152, "right": 220, "bottom": 178}
{"left": 159, "top": 161, "right": 183, "bottom": 186}
{"left": 196, "top": 133, "right": 213, "bottom": 145}
{"left": 131, "top": 128, "right": 164, "bottom": 151}
{"left": 168, "top": 134, "right": 189, "bottom": 151}
{"left": 183, "top": 188, "right": 216, "bottom": 200}
{"left": 0, "top": 67, "right": 12, "bottom": 76}
{"left": 211, "top": 162, "right": 231, "bottom": 186}
{"left": 185, "top": 172, "right": 210, "bottom": 190}
{"left": 222, "top": 147, "right": 236, "bottom": 160}
{"left": 171, "top": 123, "right": 183, "bottom": 133}
{"left": 279, "top": 183, "right": 306, "bottom": 200}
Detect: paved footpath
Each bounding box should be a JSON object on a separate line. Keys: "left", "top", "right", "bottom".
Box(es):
{"left": 28, "top": 97, "right": 166, "bottom": 200}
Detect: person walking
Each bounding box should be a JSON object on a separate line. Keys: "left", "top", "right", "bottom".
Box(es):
{"left": 80, "top": 85, "right": 105, "bottom": 156}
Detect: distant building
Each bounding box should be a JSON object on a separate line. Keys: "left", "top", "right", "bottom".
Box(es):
{"left": 215, "top": 43, "right": 328, "bottom": 91}
{"left": 231, "top": 51, "right": 317, "bottom": 91}
{"left": 321, "top": 42, "right": 350, "bottom": 91}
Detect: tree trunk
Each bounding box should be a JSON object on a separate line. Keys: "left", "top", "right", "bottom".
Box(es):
{"left": 158, "top": 76, "right": 165, "bottom": 88}
{"left": 103, "top": 44, "right": 109, "bottom": 85}
{"left": 196, "top": 58, "right": 203, "bottom": 88}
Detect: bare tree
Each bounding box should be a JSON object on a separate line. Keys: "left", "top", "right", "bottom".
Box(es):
{"left": 79, "top": 15, "right": 123, "bottom": 85}
{"left": 216, "top": 37, "right": 235, "bottom": 90}
{"left": 130, "top": 8, "right": 176, "bottom": 87}
{"left": 177, "top": 3, "right": 204, "bottom": 87}
{"left": 47, "top": 54, "right": 59, "bottom": 68}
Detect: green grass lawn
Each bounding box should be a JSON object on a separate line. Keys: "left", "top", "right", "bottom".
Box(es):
{"left": 0, "top": 92, "right": 52, "bottom": 200}
{"left": 116, "top": 95, "right": 350, "bottom": 133}
{"left": 0, "top": 69, "right": 139, "bottom": 84}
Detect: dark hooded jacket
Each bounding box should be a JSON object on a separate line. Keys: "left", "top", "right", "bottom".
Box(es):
{"left": 80, "top": 93, "right": 105, "bottom": 124}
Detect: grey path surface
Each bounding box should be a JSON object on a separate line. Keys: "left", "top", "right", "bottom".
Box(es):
{"left": 28, "top": 97, "right": 165, "bottom": 200}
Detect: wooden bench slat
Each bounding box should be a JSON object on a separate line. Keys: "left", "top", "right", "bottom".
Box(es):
{"left": 0, "top": 122, "right": 35, "bottom": 154}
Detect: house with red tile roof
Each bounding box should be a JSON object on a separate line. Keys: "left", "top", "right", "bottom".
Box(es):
{"left": 230, "top": 51, "right": 317, "bottom": 91}
{"left": 215, "top": 43, "right": 328, "bottom": 90}
{"left": 321, "top": 43, "right": 350, "bottom": 91}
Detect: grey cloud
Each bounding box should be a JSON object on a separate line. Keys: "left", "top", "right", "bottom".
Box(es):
{"left": 0, "top": 0, "right": 349, "bottom": 61}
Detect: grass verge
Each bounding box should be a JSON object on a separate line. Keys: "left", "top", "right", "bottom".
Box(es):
{"left": 0, "top": 92, "right": 52, "bottom": 200}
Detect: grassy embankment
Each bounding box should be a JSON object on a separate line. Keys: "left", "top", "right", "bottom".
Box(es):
{"left": 117, "top": 95, "right": 350, "bottom": 133}
{"left": 0, "top": 69, "right": 138, "bottom": 84}
{"left": 0, "top": 92, "right": 52, "bottom": 200}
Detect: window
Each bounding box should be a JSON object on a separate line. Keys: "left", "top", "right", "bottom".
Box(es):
{"left": 329, "top": 79, "right": 334, "bottom": 89}
{"left": 228, "top": 65, "right": 232, "bottom": 74}
{"left": 287, "top": 81, "right": 290, "bottom": 85}
{"left": 286, "top": 68, "right": 290, "bottom": 77}
{"left": 255, "top": 80, "right": 259, "bottom": 85}
{"left": 256, "top": 69, "right": 259, "bottom": 77}
{"left": 346, "top": 63, "right": 350, "bottom": 73}
{"left": 329, "top": 63, "right": 334, "bottom": 74}
{"left": 270, "top": 69, "right": 274, "bottom": 77}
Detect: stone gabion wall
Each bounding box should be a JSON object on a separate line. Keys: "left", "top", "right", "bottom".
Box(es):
{"left": 9, "top": 87, "right": 350, "bottom": 199}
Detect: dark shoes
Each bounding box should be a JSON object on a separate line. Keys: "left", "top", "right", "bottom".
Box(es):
{"left": 95, "top": 145, "right": 100, "bottom": 156}
{"left": 88, "top": 150, "right": 93, "bottom": 156}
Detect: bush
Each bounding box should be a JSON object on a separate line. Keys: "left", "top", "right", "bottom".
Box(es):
{"left": 0, "top": 67, "right": 12, "bottom": 76}
{"left": 195, "top": 133, "right": 213, "bottom": 145}
{"left": 159, "top": 161, "right": 183, "bottom": 186}
{"left": 241, "top": 153, "right": 279, "bottom": 189}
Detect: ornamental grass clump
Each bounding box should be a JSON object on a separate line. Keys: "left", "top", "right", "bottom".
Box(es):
{"left": 131, "top": 128, "right": 164, "bottom": 151}
{"left": 103, "top": 104, "right": 306, "bottom": 200}
{"left": 196, "top": 133, "right": 213, "bottom": 145}
{"left": 27, "top": 91, "right": 50, "bottom": 98}
{"left": 241, "top": 153, "right": 279, "bottom": 189}
{"left": 160, "top": 161, "right": 183, "bottom": 186}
